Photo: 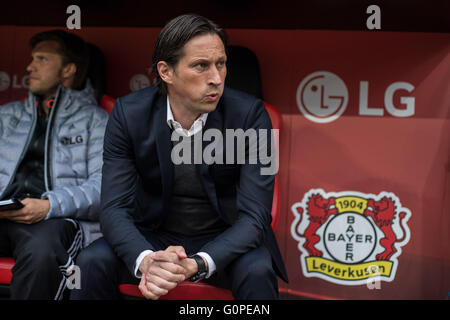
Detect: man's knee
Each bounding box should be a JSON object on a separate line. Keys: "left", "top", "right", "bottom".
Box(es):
{"left": 70, "top": 238, "right": 125, "bottom": 299}
{"left": 228, "top": 247, "right": 278, "bottom": 299}
{"left": 241, "top": 259, "right": 276, "bottom": 288}
{"left": 236, "top": 247, "right": 273, "bottom": 272}
{"left": 248, "top": 258, "right": 275, "bottom": 280}
{"left": 231, "top": 247, "right": 276, "bottom": 284}
{"left": 76, "top": 237, "right": 116, "bottom": 270}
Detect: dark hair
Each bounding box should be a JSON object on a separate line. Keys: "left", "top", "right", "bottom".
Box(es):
{"left": 151, "top": 14, "right": 227, "bottom": 94}
{"left": 29, "top": 30, "right": 90, "bottom": 90}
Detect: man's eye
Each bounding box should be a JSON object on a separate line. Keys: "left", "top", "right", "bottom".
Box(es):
{"left": 195, "top": 63, "right": 208, "bottom": 69}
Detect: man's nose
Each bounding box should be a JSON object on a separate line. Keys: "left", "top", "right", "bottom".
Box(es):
{"left": 208, "top": 66, "right": 223, "bottom": 86}
{"left": 26, "top": 60, "right": 35, "bottom": 73}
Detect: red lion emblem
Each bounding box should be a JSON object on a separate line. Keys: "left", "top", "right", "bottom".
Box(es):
{"left": 363, "top": 197, "right": 407, "bottom": 260}
{"left": 293, "top": 194, "right": 338, "bottom": 257}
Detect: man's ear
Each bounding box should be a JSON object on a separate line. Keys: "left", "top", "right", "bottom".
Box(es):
{"left": 157, "top": 61, "right": 173, "bottom": 85}
{"left": 62, "top": 62, "right": 77, "bottom": 80}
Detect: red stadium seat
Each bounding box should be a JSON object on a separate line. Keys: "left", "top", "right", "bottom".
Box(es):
{"left": 0, "top": 257, "right": 13, "bottom": 297}
{"left": 0, "top": 258, "right": 13, "bottom": 285}
{"left": 264, "top": 102, "right": 282, "bottom": 231}
{"left": 99, "top": 94, "right": 115, "bottom": 114}
{"left": 119, "top": 281, "right": 234, "bottom": 300}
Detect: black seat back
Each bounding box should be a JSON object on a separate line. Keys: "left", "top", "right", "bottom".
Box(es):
{"left": 86, "top": 42, "right": 107, "bottom": 103}
{"left": 225, "top": 45, "right": 263, "bottom": 100}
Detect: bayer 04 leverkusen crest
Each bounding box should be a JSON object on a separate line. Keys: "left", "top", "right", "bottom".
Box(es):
{"left": 290, "top": 189, "right": 411, "bottom": 286}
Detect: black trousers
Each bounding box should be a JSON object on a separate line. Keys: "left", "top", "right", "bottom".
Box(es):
{"left": 0, "top": 219, "right": 82, "bottom": 300}
{"left": 70, "top": 231, "right": 278, "bottom": 300}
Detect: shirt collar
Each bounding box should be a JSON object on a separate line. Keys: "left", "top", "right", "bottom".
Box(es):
{"left": 166, "top": 96, "right": 208, "bottom": 137}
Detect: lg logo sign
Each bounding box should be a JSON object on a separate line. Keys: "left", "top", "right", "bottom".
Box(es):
{"left": 296, "top": 71, "right": 415, "bottom": 123}
{"left": 129, "top": 74, "right": 150, "bottom": 92}
{"left": 0, "top": 72, "right": 11, "bottom": 92}
{"left": 297, "top": 71, "right": 348, "bottom": 123}
{"left": 0, "top": 71, "right": 29, "bottom": 92}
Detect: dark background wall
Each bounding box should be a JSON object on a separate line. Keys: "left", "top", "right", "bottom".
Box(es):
{"left": 0, "top": 0, "right": 448, "bottom": 32}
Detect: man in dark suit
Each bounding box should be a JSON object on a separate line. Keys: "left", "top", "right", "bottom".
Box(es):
{"left": 71, "top": 14, "right": 287, "bottom": 300}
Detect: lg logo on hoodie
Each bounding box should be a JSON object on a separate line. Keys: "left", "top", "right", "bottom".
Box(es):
{"left": 60, "top": 135, "right": 84, "bottom": 146}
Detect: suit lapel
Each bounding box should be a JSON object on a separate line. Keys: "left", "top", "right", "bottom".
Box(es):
{"left": 155, "top": 95, "right": 174, "bottom": 207}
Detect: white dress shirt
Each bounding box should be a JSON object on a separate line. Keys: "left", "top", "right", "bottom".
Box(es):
{"left": 134, "top": 97, "right": 216, "bottom": 279}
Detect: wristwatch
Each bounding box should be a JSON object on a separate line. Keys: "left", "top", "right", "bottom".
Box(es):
{"left": 189, "top": 254, "right": 208, "bottom": 282}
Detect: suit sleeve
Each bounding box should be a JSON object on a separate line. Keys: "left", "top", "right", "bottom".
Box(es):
{"left": 200, "top": 99, "right": 275, "bottom": 273}
{"left": 99, "top": 98, "right": 155, "bottom": 274}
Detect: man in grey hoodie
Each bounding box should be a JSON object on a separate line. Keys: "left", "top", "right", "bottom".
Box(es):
{"left": 0, "top": 30, "right": 108, "bottom": 299}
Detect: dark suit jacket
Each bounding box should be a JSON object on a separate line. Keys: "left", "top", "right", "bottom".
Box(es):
{"left": 100, "top": 86, "right": 288, "bottom": 282}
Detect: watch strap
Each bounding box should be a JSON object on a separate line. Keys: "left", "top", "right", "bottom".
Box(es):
{"left": 189, "top": 254, "right": 208, "bottom": 282}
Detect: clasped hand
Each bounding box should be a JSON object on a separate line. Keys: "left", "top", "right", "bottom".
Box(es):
{"left": 138, "top": 246, "right": 199, "bottom": 300}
